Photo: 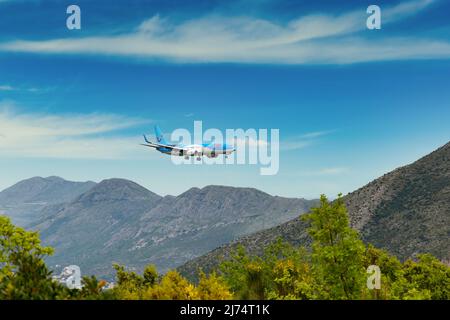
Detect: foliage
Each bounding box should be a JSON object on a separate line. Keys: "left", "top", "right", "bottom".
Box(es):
{"left": 220, "top": 239, "right": 315, "bottom": 299}
{"left": 0, "top": 216, "right": 66, "bottom": 299}
{"left": 196, "top": 272, "right": 233, "bottom": 300}
{"left": 302, "top": 194, "right": 367, "bottom": 299}
{"left": 1, "top": 194, "right": 449, "bottom": 300}
{"left": 111, "top": 263, "right": 145, "bottom": 299}
{"left": 400, "top": 254, "right": 449, "bottom": 300}
{"left": 219, "top": 195, "right": 450, "bottom": 300}
{"left": 77, "top": 276, "right": 110, "bottom": 299}
{"left": 111, "top": 264, "right": 232, "bottom": 300}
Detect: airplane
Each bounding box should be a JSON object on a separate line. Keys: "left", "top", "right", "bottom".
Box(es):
{"left": 141, "top": 125, "right": 236, "bottom": 161}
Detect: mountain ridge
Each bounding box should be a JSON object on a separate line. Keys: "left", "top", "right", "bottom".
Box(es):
{"left": 178, "top": 141, "right": 450, "bottom": 280}
{"left": 23, "top": 179, "right": 317, "bottom": 279}
{"left": 2, "top": 141, "right": 448, "bottom": 280}
{"left": 0, "top": 176, "right": 96, "bottom": 226}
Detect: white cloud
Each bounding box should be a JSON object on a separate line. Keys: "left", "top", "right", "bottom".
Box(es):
{"left": 0, "top": 85, "right": 14, "bottom": 91}
{"left": 0, "top": 102, "right": 152, "bottom": 159}
{"left": 0, "top": 0, "right": 447, "bottom": 64}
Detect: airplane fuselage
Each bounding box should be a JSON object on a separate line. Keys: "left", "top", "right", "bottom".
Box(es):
{"left": 142, "top": 126, "right": 236, "bottom": 160}
{"left": 158, "top": 143, "right": 234, "bottom": 158}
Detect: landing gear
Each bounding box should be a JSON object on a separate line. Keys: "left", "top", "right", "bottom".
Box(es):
{"left": 194, "top": 151, "right": 202, "bottom": 161}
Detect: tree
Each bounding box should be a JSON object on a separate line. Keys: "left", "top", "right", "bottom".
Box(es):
{"left": 112, "top": 263, "right": 233, "bottom": 300}
{"left": 220, "top": 240, "right": 315, "bottom": 300}
{"left": 77, "top": 275, "right": 108, "bottom": 300}
{"left": 196, "top": 272, "right": 233, "bottom": 300}
{"left": 143, "top": 270, "right": 198, "bottom": 300}
{"left": 143, "top": 264, "right": 158, "bottom": 287}
{"left": 362, "top": 244, "right": 398, "bottom": 299}
{"left": 220, "top": 245, "right": 268, "bottom": 299}
{"left": 400, "top": 254, "right": 449, "bottom": 300}
{"left": 0, "top": 216, "right": 66, "bottom": 299}
{"left": 302, "top": 194, "right": 366, "bottom": 299}
{"left": 112, "top": 263, "right": 146, "bottom": 299}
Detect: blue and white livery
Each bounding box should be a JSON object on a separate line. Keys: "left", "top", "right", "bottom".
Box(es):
{"left": 142, "top": 126, "right": 236, "bottom": 161}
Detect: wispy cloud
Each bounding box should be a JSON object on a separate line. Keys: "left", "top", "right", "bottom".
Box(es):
{"left": 0, "top": 101, "right": 152, "bottom": 159}
{"left": 0, "top": 84, "right": 50, "bottom": 93}
{"left": 235, "top": 136, "right": 269, "bottom": 149}
{"left": 0, "top": 85, "right": 14, "bottom": 91}
{"left": 281, "top": 130, "right": 333, "bottom": 151}
{"left": 297, "top": 167, "right": 350, "bottom": 176}
{"left": 299, "top": 130, "right": 334, "bottom": 139}
{"left": 281, "top": 140, "right": 313, "bottom": 151}
{"left": 0, "top": 0, "right": 447, "bottom": 64}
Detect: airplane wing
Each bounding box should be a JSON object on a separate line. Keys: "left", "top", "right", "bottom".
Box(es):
{"left": 141, "top": 134, "right": 186, "bottom": 152}
{"left": 140, "top": 142, "right": 185, "bottom": 152}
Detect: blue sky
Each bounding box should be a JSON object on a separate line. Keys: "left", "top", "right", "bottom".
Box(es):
{"left": 0, "top": 0, "right": 449, "bottom": 198}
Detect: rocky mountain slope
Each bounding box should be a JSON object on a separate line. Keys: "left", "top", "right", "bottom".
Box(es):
{"left": 178, "top": 141, "right": 450, "bottom": 280}
{"left": 27, "top": 180, "right": 316, "bottom": 279}
{"left": 0, "top": 176, "right": 96, "bottom": 226}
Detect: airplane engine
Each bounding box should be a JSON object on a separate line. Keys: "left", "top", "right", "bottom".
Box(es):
{"left": 172, "top": 149, "right": 184, "bottom": 156}
{"left": 207, "top": 150, "right": 217, "bottom": 158}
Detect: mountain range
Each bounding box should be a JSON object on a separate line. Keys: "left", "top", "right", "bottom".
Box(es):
{"left": 0, "top": 177, "right": 316, "bottom": 279}
{"left": 178, "top": 141, "right": 450, "bottom": 280}
{"left": 1, "top": 141, "right": 448, "bottom": 281}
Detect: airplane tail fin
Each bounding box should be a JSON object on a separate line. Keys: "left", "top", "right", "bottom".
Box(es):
{"left": 154, "top": 125, "right": 168, "bottom": 145}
